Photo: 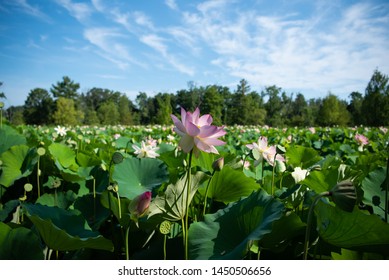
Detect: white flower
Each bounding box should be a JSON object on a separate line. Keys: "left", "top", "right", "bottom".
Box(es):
{"left": 291, "top": 167, "right": 309, "bottom": 184}
{"left": 132, "top": 141, "right": 159, "bottom": 158}
{"left": 54, "top": 126, "right": 68, "bottom": 137}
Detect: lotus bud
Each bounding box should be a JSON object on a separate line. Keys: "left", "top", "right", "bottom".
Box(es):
{"left": 329, "top": 180, "right": 357, "bottom": 212}
{"left": 128, "top": 191, "right": 152, "bottom": 218}
{"left": 212, "top": 157, "right": 224, "bottom": 172}
{"left": 112, "top": 151, "right": 124, "bottom": 164}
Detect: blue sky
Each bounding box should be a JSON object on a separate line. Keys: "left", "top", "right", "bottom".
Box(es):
{"left": 1, "top": 0, "right": 389, "bottom": 108}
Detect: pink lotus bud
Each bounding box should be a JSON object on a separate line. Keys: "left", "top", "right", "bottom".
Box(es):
{"left": 128, "top": 191, "right": 152, "bottom": 217}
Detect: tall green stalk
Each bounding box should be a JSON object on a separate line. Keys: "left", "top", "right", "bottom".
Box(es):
{"left": 303, "top": 192, "right": 329, "bottom": 260}
{"left": 184, "top": 150, "right": 193, "bottom": 260}
{"left": 202, "top": 170, "right": 216, "bottom": 217}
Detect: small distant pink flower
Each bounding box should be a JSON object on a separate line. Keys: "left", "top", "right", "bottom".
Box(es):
{"left": 246, "top": 136, "right": 285, "bottom": 166}
{"left": 379, "top": 127, "right": 388, "bottom": 134}
{"left": 308, "top": 127, "right": 316, "bottom": 134}
{"left": 171, "top": 107, "right": 226, "bottom": 156}
{"left": 355, "top": 133, "right": 369, "bottom": 146}
{"left": 113, "top": 133, "right": 121, "bottom": 140}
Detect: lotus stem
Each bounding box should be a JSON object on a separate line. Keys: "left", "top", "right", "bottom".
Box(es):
{"left": 202, "top": 170, "right": 216, "bottom": 217}
{"left": 125, "top": 224, "right": 130, "bottom": 260}
{"left": 303, "top": 191, "right": 330, "bottom": 260}
{"left": 271, "top": 153, "right": 277, "bottom": 196}
{"left": 184, "top": 150, "right": 193, "bottom": 260}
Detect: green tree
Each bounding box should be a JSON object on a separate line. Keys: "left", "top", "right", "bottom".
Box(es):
{"left": 98, "top": 101, "right": 120, "bottom": 125}
{"left": 118, "top": 95, "right": 133, "bottom": 125}
{"left": 200, "top": 85, "right": 224, "bottom": 125}
{"left": 84, "top": 108, "right": 100, "bottom": 125}
{"left": 53, "top": 97, "right": 83, "bottom": 125}
{"left": 244, "top": 92, "right": 266, "bottom": 125}
{"left": 317, "top": 93, "right": 350, "bottom": 126}
{"left": 51, "top": 76, "right": 80, "bottom": 100}
{"left": 6, "top": 106, "right": 25, "bottom": 125}
{"left": 136, "top": 92, "right": 154, "bottom": 124}
{"left": 23, "top": 88, "right": 54, "bottom": 125}
{"left": 361, "top": 70, "right": 389, "bottom": 126}
{"left": 264, "top": 85, "right": 284, "bottom": 126}
{"left": 153, "top": 93, "right": 173, "bottom": 125}
{"left": 347, "top": 91, "right": 364, "bottom": 125}
{"left": 0, "top": 82, "right": 6, "bottom": 99}
{"left": 290, "top": 93, "right": 309, "bottom": 126}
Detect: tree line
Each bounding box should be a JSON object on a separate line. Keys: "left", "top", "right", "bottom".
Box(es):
{"left": 1, "top": 70, "right": 388, "bottom": 127}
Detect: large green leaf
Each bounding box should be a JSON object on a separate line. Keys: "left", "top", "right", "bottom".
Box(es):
{"left": 361, "top": 167, "right": 387, "bottom": 220}
{"left": 48, "top": 143, "right": 78, "bottom": 169}
{"left": 189, "top": 190, "right": 284, "bottom": 259}
{"left": 301, "top": 169, "right": 339, "bottom": 194}
{"left": 0, "top": 125, "right": 26, "bottom": 155}
{"left": 148, "top": 172, "right": 206, "bottom": 221}
{"left": 206, "top": 166, "right": 260, "bottom": 203}
{"left": 285, "top": 146, "right": 322, "bottom": 169}
{"left": 112, "top": 157, "right": 168, "bottom": 199}
{"left": 315, "top": 201, "right": 389, "bottom": 254}
{"left": 74, "top": 193, "right": 111, "bottom": 231}
{"left": 0, "top": 145, "right": 33, "bottom": 187}
{"left": 23, "top": 203, "right": 113, "bottom": 252}
{"left": 0, "top": 223, "right": 44, "bottom": 259}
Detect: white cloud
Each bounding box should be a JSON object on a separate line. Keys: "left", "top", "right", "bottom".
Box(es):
{"left": 133, "top": 11, "right": 155, "bottom": 30}
{"left": 84, "top": 28, "right": 145, "bottom": 70}
{"left": 12, "top": 0, "right": 51, "bottom": 22}
{"left": 56, "top": 0, "right": 93, "bottom": 22}
{"left": 179, "top": 1, "right": 389, "bottom": 97}
{"left": 165, "top": 0, "right": 178, "bottom": 11}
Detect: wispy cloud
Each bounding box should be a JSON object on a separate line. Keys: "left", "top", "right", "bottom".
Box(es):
{"left": 83, "top": 27, "right": 145, "bottom": 70}
{"left": 140, "top": 34, "right": 195, "bottom": 76}
{"left": 165, "top": 0, "right": 178, "bottom": 11}
{"left": 56, "top": 0, "right": 93, "bottom": 22}
{"left": 179, "top": 1, "right": 389, "bottom": 97}
{"left": 10, "top": 0, "right": 51, "bottom": 22}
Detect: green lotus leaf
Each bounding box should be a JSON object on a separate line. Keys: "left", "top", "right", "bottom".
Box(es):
{"left": 189, "top": 190, "right": 284, "bottom": 259}
{"left": 0, "top": 125, "right": 26, "bottom": 155}
{"left": 23, "top": 203, "right": 113, "bottom": 252}
{"left": 206, "top": 165, "right": 260, "bottom": 203}
{"left": 361, "top": 167, "right": 387, "bottom": 219}
{"left": 0, "top": 222, "right": 44, "bottom": 259}
{"left": 285, "top": 145, "right": 322, "bottom": 169}
{"left": 0, "top": 200, "right": 20, "bottom": 222}
{"left": 259, "top": 212, "right": 306, "bottom": 253}
{"left": 315, "top": 201, "right": 389, "bottom": 254}
{"left": 0, "top": 144, "right": 35, "bottom": 187}
{"left": 112, "top": 157, "right": 168, "bottom": 199}
{"left": 74, "top": 193, "right": 111, "bottom": 231}
{"left": 148, "top": 172, "right": 206, "bottom": 221}
{"left": 49, "top": 142, "right": 78, "bottom": 169}
{"left": 301, "top": 169, "right": 339, "bottom": 194}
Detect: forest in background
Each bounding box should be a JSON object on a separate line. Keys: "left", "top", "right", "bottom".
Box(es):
{"left": 1, "top": 69, "right": 388, "bottom": 127}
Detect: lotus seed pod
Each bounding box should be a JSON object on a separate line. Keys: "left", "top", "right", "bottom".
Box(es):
{"left": 37, "top": 147, "right": 46, "bottom": 156}
{"left": 329, "top": 180, "right": 357, "bottom": 212}
{"left": 112, "top": 151, "right": 124, "bottom": 164}
{"left": 159, "top": 220, "right": 171, "bottom": 235}
{"left": 24, "top": 183, "right": 33, "bottom": 192}
{"left": 212, "top": 157, "right": 224, "bottom": 171}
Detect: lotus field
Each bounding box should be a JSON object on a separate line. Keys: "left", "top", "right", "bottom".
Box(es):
{"left": 0, "top": 107, "right": 388, "bottom": 260}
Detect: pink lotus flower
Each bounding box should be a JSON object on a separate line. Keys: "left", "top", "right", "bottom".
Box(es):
{"left": 246, "top": 136, "right": 285, "bottom": 166}
{"left": 128, "top": 191, "right": 152, "bottom": 218}
{"left": 171, "top": 107, "right": 226, "bottom": 156}
{"left": 355, "top": 133, "right": 369, "bottom": 146}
